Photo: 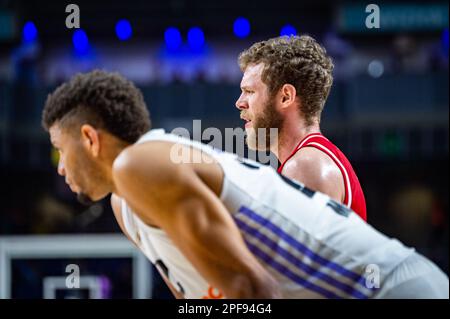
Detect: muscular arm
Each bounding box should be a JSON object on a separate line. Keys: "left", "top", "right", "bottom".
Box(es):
{"left": 282, "top": 147, "right": 345, "bottom": 203}
{"left": 112, "top": 142, "right": 281, "bottom": 299}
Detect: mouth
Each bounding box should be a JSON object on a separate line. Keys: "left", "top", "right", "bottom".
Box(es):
{"left": 241, "top": 115, "right": 252, "bottom": 128}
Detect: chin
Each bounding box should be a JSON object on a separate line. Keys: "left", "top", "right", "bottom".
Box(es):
{"left": 246, "top": 129, "right": 270, "bottom": 151}
{"left": 77, "top": 193, "right": 96, "bottom": 206}
{"left": 76, "top": 191, "right": 108, "bottom": 206}
{"left": 245, "top": 130, "right": 258, "bottom": 150}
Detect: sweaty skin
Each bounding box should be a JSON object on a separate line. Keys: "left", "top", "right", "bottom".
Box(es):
{"left": 281, "top": 147, "right": 345, "bottom": 203}
{"left": 111, "top": 141, "right": 281, "bottom": 299}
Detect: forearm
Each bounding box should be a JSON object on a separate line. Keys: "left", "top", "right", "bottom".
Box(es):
{"left": 166, "top": 195, "right": 281, "bottom": 299}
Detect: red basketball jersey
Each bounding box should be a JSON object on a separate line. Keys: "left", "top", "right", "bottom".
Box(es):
{"left": 278, "top": 133, "right": 367, "bottom": 221}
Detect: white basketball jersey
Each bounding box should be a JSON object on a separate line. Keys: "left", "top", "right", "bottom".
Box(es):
{"left": 119, "top": 129, "right": 414, "bottom": 299}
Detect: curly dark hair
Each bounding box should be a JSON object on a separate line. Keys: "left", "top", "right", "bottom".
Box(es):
{"left": 238, "top": 35, "right": 334, "bottom": 125}
{"left": 42, "top": 70, "right": 151, "bottom": 143}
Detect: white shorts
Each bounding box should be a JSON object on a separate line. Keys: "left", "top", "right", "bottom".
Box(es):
{"left": 375, "top": 252, "right": 449, "bottom": 299}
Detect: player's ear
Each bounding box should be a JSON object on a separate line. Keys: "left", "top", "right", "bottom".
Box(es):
{"left": 80, "top": 124, "right": 100, "bottom": 157}
{"left": 279, "top": 84, "right": 297, "bottom": 110}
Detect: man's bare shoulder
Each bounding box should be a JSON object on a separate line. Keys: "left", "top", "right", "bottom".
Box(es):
{"left": 112, "top": 141, "right": 183, "bottom": 180}
{"left": 282, "top": 146, "right": 344, "bottom": 202}
{"left": 283, "top": 147, "right": 333, "bottom": 173}
{"left": 114, "top": 141, "right": 174, "bottom": 167}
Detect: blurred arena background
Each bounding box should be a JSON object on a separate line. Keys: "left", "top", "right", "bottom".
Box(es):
{"left": 0, "top": 0, "right": 448, "bottom": 299}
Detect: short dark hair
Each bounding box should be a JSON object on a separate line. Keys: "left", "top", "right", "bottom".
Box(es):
{"left": 238, "top": 35, "right": 334, "bottom": 125}
{"left": 42, "top": 70, "right": 151, "bottom": 143}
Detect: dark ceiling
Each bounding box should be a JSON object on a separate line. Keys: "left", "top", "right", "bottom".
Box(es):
{"left": 2, "top": 0, "right": 335, "bottom": 41}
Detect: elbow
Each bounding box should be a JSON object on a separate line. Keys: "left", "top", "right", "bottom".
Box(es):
{"left": 225, "top": 273, "right": 282, "bottom": 299}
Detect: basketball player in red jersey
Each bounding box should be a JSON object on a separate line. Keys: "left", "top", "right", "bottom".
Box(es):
{"left": 236, "top": 35, "right": 367, "bottom": 221}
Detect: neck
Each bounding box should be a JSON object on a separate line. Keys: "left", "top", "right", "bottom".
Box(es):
{"left": 271, "top": 118, "right": 321, "bottom": 164}
{"left": 103, "top": 138, "right": 131, "bottom": 194}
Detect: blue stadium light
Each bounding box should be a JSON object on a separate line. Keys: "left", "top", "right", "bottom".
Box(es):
{"left": 233, "top": 17, "right": 250, "bottom": 38}
{"left": 115, "top": 19, "right": 132, "bottom": 41}
{"left": 280, "top": 25, "right": 297, "bottom": 36}
{"left": 72, "top": 29, "right": 89, "bottom": 54}
{"left": 442, "top": 28, "right": 449, "bottom": 52}
{"left": 187, "top": 27, "right": 205, "bottom": 50}
{"left": 22, "top": 21, "right": 38, "bottom": 43}
{"left": 164, "top": 27, "right": 182, "bottom": 50}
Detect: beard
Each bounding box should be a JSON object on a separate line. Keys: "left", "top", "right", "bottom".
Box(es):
{"left": 77, "top": 192, "right": 96, "bottom": 206}
{"left": 73, "top": 156, "right": 108, "bottom": 206}
{"left": 245, "top": 97, "right": 283, "bottom": 151}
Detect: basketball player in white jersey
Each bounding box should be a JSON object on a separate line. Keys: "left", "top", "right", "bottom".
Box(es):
{"left": 42, "top": 70, "right": 449, "bottom": 299}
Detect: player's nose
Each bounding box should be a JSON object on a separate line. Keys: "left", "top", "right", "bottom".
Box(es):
{"left": 235, "top": 94, "right": 248, "bottom": 110}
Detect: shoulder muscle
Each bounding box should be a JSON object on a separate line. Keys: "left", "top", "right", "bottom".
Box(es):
{"left": 282, "top": 146, "right": 345, "bottom": 202}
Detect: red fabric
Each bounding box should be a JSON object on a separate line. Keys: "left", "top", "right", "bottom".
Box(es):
{"left": 278, "top": 133, "right": 367, "bottom": 221}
